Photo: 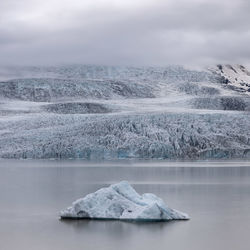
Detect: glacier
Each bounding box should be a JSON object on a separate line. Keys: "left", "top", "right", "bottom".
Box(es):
{"left": 0, "top": 64, "right": 250, "bottom": 160}
{"left": 60, "top": 181, "right": 189, "bottom": 221}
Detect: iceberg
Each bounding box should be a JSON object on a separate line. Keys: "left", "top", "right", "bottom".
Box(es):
{"left": 60, "top": 181, "right": 190, "bottom": 221}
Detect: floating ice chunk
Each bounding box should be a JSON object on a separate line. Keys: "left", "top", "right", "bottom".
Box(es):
{"left": 60, "top": 181, "right": 190, "bottom": 221}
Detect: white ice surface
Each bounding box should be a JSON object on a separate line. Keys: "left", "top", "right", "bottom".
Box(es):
{"left": 60, "top": 181, "right": 190, "bottom": 221}
{"left": 0, "top": 64, "right": 250, "bottom": 159}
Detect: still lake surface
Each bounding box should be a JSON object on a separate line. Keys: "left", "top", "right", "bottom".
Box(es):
{"left": 0, "top": 160, "right": 250, "bottom": 250}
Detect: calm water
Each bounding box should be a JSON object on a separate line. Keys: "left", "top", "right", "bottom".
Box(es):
{"left": 0, "top": 160, "right": 250, "bottom": 250}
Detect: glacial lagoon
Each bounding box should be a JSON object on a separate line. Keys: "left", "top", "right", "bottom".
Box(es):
{"left": 0, "top": 159, "right": 250, "bottom": 250}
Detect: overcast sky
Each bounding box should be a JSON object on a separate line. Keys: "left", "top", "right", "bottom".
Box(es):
{"left": 0, "top": 0, "right": 250, "bottom": 66}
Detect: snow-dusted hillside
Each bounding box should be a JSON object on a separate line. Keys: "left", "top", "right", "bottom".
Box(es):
{"left": 0, "top": 65, "right": 249, "bottom": 159}
{"left": 210, "top": 64, "right": 250, "bottom": 94}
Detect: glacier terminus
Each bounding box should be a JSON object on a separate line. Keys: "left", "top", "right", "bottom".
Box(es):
{"left": 0, "top": 64, "right": 250, "bottom": 160}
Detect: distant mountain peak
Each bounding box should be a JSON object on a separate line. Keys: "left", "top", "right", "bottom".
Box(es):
{"left": 209, "top": 64, "right": 250, "bottom": 94}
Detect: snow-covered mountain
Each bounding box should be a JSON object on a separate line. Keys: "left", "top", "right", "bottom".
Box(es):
{"left": 210, "top": 64, "right": 250, "bottom": 95}
{"left": 0, "top": 64, "right": 249, "bottom": 159}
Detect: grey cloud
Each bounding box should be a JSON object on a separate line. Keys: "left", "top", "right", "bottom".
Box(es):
{"left": 0, "top": 0, "right": 250, "bottom": 66}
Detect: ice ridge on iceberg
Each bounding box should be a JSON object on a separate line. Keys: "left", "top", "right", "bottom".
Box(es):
{"left": 60, "top": 181, "right": 190, "bottom": 221}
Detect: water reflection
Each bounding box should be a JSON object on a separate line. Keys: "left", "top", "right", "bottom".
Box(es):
{"left": 60, "top": 219, "right": 178, "bottom": 235}
{"left": 0, "top": 160, "right": 250, "bottom": 250}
